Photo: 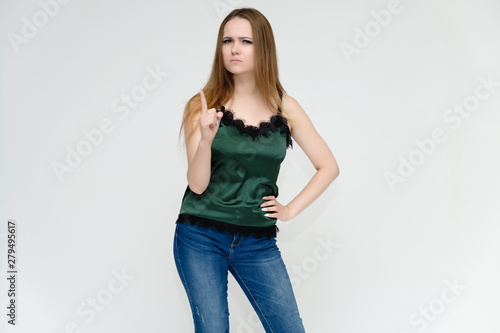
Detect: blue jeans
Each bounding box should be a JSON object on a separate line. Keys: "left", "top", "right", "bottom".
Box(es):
{"left": 173, "top": 222, "right": 306, "bottom": 333}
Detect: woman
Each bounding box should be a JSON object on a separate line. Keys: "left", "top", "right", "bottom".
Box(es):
{"left": 174, "top": 7, "right": 339, "bottom": 333}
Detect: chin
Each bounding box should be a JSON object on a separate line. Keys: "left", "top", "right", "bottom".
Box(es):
{"left": 224, "top": 69, "right": 240, "bottom": 75}
{"left": 225, "top": 68, "right": 252, "bottom": 76}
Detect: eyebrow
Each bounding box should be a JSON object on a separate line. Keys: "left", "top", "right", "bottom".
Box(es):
{"left": 222, "top": 36, "right": 253, "bottom": 40}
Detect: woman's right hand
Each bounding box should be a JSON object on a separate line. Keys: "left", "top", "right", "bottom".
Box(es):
{"left": 199, "top": 90, "right": 223, "bottom": 143}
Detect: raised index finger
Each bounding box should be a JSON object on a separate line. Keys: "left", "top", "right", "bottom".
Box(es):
{"left": 199, "top": 90, "right": 208, "bottom": 113}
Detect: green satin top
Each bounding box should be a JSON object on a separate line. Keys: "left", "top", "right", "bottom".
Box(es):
{"left": 179, "top": 107, "right": 293, "bottom": 228}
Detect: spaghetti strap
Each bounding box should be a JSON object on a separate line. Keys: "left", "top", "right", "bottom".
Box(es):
{"left": 278, "top": 93, "right": 283, "bottom": 113}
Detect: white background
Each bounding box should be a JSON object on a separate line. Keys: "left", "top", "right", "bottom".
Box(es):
{"left": 1, "top": 0, "right": 499, "bottom": 332}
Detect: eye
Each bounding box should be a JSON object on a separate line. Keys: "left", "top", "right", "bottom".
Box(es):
{"left": 223, "top": 39, "right": 232, "bottom": 44}
{"left": 243, "top": 40, "right": 253, "bottom": 44}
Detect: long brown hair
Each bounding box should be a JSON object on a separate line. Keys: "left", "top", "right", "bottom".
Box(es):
{"left": 180, "top": 8, "right": 285, "bottom": 141}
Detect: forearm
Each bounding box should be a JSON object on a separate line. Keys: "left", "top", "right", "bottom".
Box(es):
{"left": 186, "top": 139, "right": 212, "bottom": 194}
{"left": 286, "top": 165, "right": 339, "bottom": 219}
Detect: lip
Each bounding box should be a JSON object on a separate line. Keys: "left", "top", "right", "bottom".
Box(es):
{"left": 230, "top": 59, "right": 242, "bottom": 63}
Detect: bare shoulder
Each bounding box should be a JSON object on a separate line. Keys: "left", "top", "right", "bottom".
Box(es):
{"left": 282, "top": 94, "right": 302, "bottom": 117}
{"left": 281, "top": 94, "right": 313, "bottom": 136}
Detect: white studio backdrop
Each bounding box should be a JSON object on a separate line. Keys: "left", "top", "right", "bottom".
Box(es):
{"left": 1, "top": 0, "right": 499, "bottom": 332}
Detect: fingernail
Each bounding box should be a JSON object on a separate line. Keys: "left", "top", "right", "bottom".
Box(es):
{"left": 262, "top": 208, "right": 266, "bottom": 212}
{"left": 264, "top": 213, "right": 269, "bottom": 217}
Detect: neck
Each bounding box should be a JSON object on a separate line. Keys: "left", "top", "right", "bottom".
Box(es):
{"left": 232, "top": 73, "right": 260, "bottom": 101}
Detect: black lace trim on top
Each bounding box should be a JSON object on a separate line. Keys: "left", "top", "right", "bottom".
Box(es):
{"left": 176, "top": 214, "right": 278, "bottom": 239}
{"left": 217, "top": 106, "right": 293, "bottom": 149}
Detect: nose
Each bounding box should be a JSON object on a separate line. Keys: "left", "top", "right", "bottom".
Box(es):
{"left": 231, "top": 41, "right": 241, "bottom": 54}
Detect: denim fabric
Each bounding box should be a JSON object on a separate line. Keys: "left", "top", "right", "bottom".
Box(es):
{"left": 173, "top": 222, "right": 306, "bottom": 333}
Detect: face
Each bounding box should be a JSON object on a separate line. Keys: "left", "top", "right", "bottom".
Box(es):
{"left": 222, "top": 17, "right": 255, "bottom": 76}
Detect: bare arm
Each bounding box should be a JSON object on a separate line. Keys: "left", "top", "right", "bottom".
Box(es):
{"left": 261, "top": 95, "right": 339, "bottom": 220}
{"left": 185, "top": 91, "right": 223, "bottom": 194}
